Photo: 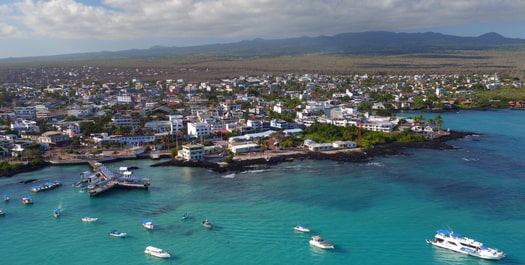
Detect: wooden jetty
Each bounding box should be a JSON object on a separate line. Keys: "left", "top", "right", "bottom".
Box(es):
{"left": 87, "top": 161, "right": 150, "bottom": 197}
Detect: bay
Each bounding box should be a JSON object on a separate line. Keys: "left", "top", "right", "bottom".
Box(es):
{"left": 0, "top": 109, "right": 524, "bottom": 265}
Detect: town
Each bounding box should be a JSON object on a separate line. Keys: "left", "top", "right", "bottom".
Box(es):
{"left": 0, "top": 65, "right": 523, "bottom": 169}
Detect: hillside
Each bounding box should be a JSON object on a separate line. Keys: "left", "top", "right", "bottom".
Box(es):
{"left": 2, "top": 31, "right": 525, "bottom": 63}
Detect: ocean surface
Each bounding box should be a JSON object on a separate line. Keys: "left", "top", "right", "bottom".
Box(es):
{"left": 1, "top": 109, "right": 524, "bottom": 265}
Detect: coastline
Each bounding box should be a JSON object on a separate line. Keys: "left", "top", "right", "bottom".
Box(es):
{"left": 0, "top": 130, "right": 471, "bottom": 178}
{"left": 151, "top": 130, "right": 472, "bottom": 173}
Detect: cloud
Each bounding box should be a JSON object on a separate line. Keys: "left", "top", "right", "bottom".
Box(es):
{"left": 2, "top": 0, "right": 525, "bottom": 41}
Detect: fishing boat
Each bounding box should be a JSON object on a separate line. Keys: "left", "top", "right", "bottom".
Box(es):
{"left": 426, "top": 229, "right": 505, "bottom": 260}
{"left": 309, "top": 235, "right": 335, "bottom": 249}
{"left": 144, "top": 246, "right": 171, "bottom": 258}
{"left": 81, "top": 217, "right": 98, "bottom": 222}
{"left": 3, "top": 194, "right": 9, "bottom": 202}
{"left": 201, "top": 219, "right": 213, "bottom": 229}
{"left": 53, "top": 208, "right": 61, "bottom": 217}
{"left": 142, "top": 219, "right": 154, "bottom": 230}
{"left": 0, "top": 209, "right": 5, "bottom": 215}
{"left": 293, "top": 224, "right": 311, "bottom": 233}
{"left": 109, "top": 230, "right": 127, "bottom": 238}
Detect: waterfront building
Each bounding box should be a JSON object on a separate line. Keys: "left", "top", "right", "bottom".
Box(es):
{"left": 178, "top": 144, "right": 204, "bottom": 161}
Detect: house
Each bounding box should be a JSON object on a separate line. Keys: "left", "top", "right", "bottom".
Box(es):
{"left": 307, "top": 143, "right": 333, "bottom": 152}
{"left": 229, "top": 142, "right": 262, "bottom": 154}
{"left": 333, "top": 141, "right": 357, "bottom": 149}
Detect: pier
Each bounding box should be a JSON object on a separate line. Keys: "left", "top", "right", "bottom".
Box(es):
{"left": 87, "top": 161, "right": 150, "bottom": 197}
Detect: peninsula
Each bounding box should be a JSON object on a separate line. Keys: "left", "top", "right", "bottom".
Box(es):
{"left": 151, "top": 130, "right": 471, "bottom": 173}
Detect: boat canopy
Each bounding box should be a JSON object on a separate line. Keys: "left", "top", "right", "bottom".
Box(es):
{"left": 143, "top": 219, "right": 152, "bottom": 223}
{"left": 437, "top": 229, "right": 462, "bottom": 238}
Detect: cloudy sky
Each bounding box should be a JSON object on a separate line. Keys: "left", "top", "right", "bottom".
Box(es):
{"left": 1, "top": 0, "right": 524, "bottom": 58}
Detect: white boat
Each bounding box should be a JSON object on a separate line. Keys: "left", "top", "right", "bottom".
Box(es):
{"left": 3, "top": 194, "right": 9, "bottom": 201}
{"left": 109, "top": 230, "right": 127, "bottom": 238}
{"left": 22, "top": 196, "right": 33, "bottom": 204}
{"left": 81, "top": 217, "right": 98, "bottom": 222}
{"left": 426, "top": 229, "right": 505, "bottom": 260}
{"left": 0, "top": 209, "right": 5, "bottom": 215}
{"left": 293, "top": 224, "right": 311, "bottom": 233}
{"left": 309, "top": 235, "right": 334, "bottom": 249}
{"left": 202, "top": 219, "right": 213, "bottom": 229}
{"left": 142, "top": 219, "right": 154, "bottom": 230}
{"left": 144, "top": 246, "right": 171, "bottom": 259}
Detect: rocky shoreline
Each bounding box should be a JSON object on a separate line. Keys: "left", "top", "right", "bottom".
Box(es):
{"left": 0, "top": 131, "right": 471, "bottom": 178}
{"left": 151, "top": 130, "right": 472, "bottom": 173}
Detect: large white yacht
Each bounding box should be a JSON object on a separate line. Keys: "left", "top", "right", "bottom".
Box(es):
{"left": 426, "top": 229, "right": 505, "bottom": 260}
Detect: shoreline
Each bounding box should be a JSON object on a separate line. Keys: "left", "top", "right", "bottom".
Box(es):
{"left": 151, "top": 130, "right": 472, "bottom": 173}
{"left": 0, "top": 130, "right": 471, "bottom": 178}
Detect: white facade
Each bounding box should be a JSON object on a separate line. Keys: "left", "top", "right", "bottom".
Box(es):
{"left": 229, "top": 143, "right": 262, "bottom": 154}
{"left": 117, "top": 95, "right": 133, "bottom": 104}
{"left": 178, "top": 144, "right": 204, "bottom": 161}
{"left": 187, "top": 122, "right": 210, "bottom": 138}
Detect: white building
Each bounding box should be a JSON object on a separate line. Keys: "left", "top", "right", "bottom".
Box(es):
{"left": 117, "top": 94, "right": 133, "bottom": 104}
{"left": 229, "top": 142, "right": 262, "bottom": 154}
{"left": 333, "top": 141, "right": 357, "bottom": 149}
{"left": 187, "top": 122, "right": 210, "bottom": 138}
{"left": 168, "top": 115, "right": 185, "bottom": 134}
{"left": 11, "top": 119, "right": 40, "bottom": 134}
{"left": 178, "top": 144, "right": 204, "bottom": 160}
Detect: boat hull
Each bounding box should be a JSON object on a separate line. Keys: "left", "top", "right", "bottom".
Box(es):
{"left": 294, "top": 226, "right": 311, "bottom": 233}
{"left": 144, "top": 246, "right": 170, "bottom": 258}
{"left": 427, "top": 240, "right": 505, "bottom": 260}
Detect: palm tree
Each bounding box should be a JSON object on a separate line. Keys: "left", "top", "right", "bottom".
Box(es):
{"left": 435, "top": 115, "right": 443, "bottom": 131}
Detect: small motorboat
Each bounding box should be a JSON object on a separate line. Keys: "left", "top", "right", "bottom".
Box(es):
{"left": 22, "top": 196, "right": 33, "bottom": 204}
{"left": 309, "top": 235, "right": 335, "bottom": 249}
{"left": 53, "top": 208, "right": 61, "bottom": 218}
{"left": 3, "top": 194, "right": 9, "bottom": 202}
{"left": 142, "top": 219, "right": 154, "bottom": 230}
{"left": 0, "top": 209, "right": 5, "bottom": 215}
{"left": 202, "top": 219, "right": 213, "bottom": 229}
{"left": 182, "top": 212, "right": 189, "bottom": 220}
{"left": 293, "top": 224, "right": 311, "bottom": 233}
{"left": 109, "top": 230, "right": 127, "bottom": 238}
{"left": 81, "top": 217, "right": 98, "bottom": 222}
{"left": 144, "top": 246, "right": 171, "bottom": 259}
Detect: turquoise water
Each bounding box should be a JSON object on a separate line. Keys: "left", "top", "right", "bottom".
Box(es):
{"left": 1, "top": 109, "right": 525, "bottom": 265}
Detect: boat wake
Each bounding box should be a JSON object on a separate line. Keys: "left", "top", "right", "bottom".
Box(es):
{"left": 221, "top": 173, "right": 236, "bottom": 179}
{"left": 240, "top": 169, "right": 268, "bottom": 174}
{"left": 366, "top": 162, "right": 384, "bottom": 167}
{"left": 461, "top": 157, "right": 479, "bottom": 162}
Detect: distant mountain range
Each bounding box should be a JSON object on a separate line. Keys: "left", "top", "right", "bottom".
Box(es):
{"left": 3, "top": 31, "right": 525, "bottom": 63}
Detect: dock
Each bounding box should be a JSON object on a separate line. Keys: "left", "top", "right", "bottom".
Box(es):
{"left": 87, "top": 161, "right": 150, "bottom": 197}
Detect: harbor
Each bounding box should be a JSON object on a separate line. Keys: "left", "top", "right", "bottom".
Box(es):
{"left": 83, "top": 160, "right": 150, "bottom": 197}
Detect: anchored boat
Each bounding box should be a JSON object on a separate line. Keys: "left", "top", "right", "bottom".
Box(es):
{"left": 426, "top": 229, "right": 505, "bottom": 260}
